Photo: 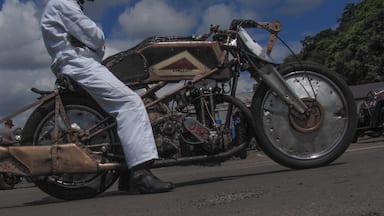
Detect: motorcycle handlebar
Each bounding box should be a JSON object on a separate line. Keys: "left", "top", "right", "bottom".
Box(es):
{"left": 230, "top": 19, "right": 282, "bottom": 33}
{"left": 206, "top": 19, "right": 282, "bottom": 55}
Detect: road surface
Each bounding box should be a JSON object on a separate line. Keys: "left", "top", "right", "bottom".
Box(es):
{"left": 0, "top": 138, "right": 383, "bottom": 216}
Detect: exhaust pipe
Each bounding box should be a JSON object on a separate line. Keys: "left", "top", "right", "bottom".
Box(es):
{"left": 0, "top": 143, "right": 120, "bottom": 176}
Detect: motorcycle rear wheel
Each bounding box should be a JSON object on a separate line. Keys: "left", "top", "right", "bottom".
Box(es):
{"left": 21, "top": 95, "right": 120, "bottom": 200}
{"left": 0, "top": 173, "right": 18, "bottom": 190}
{"left": 251, "top": 62, "right": 357, "bottom": 169}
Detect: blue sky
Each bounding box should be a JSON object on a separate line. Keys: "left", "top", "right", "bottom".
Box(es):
{"left": 0, "top": 0, "right": 360, "bottom": 127}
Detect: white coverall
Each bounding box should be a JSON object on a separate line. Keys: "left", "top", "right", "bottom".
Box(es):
{"left": 41, "top": 0, "right": 158, "bottom": 168}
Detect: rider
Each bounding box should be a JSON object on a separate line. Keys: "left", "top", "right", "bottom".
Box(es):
{"left": 40, "top": 0, "right": 174, "bottom": 193}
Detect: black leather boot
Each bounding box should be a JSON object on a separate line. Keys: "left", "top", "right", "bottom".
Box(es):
{"left": 118, "top": 169, "right": 131, "bottom": 191}
{"left": 130, "top": 169, "right": 174, "bottom": 194}
{"left": 118, "top": 161, "right": 174, "bottom": 193}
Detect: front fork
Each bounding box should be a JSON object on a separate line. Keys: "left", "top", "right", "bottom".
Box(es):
{"left": 257, "top": 64, "right": 308, "bottom": 114}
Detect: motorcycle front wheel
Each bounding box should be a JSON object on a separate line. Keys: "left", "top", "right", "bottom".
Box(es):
{"left": 251, "top": 61, "right": 357, "bottom": 169}
{"left": 21, "top": 95, "right": 120, "bottom": 200}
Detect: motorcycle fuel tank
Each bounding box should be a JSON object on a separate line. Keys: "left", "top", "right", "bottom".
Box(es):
{"left": 103, "top": 37, "right": 231, "bottom": 84}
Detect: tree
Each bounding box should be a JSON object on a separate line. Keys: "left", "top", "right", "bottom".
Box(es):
{"left": 289, "top": 0, "right": 384, "bottom": 85}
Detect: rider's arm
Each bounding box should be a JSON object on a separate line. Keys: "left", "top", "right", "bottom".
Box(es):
{"left": 58, "top": 2, "right": 105, "bottom": 52}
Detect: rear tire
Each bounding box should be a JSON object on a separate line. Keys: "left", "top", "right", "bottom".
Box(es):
{"left": 251, "top": 62, "right": 357, "bottom": 169}
{"left": 0, "top": 174, "right": 17, "bottom": 190}
{"left": 21, "top": 95, "right": 120, "bottom": 200}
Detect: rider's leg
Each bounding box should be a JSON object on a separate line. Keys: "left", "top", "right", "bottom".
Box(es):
{"left": 61, "top": 57, "right": 174, "bottom": 193}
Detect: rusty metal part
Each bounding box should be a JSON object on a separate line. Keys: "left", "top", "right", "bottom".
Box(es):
{"left": 289, "top": 98, "right": 325, "bottom": 133}
{"left": 247, "top": 21, "right": 282, "bottom": 55}
{"left": 54, "top": 90, "right": 77, "bottom": 144}
{"left": 266, "top": 33, "right": 277, "bottom": 55}
{"left": 0, "top": 143, "right": 120, "bottom": 176}
{"left": 257, "top": 21, "right": 282, "bottom": 32}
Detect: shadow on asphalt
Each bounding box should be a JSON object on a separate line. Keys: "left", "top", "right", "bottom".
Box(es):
{"left": 3, "top": 168, "right": 295, "bottom": 209}
{"left": 174, "top": 168, "right": 292, "bottom": 187}
{"left": 173, "top": 161, "right": 346, "bottom": 188}
{"left": 0, "top": 162, "right": 346, "bottom": 209}
{"left": 0, "top": 196, "right": 63, "bottom": 210}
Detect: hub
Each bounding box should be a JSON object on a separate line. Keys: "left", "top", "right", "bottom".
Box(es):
{"left": 289, "top": 98, "right": 325, "bottom": 133}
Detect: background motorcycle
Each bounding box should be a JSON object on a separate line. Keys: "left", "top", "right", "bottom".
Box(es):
{"left": 356, "top": 87, "right": 384, "bottom": 139}
{"left": 0, "top": 19, "right": 356, "bottom": 200}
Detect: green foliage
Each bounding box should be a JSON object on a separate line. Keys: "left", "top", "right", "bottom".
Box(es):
{"left": 288, "top": 0, "right": 384, "bottom": 85}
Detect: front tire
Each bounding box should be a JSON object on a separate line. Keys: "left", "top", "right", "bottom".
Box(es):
{"left": 251, "top": 62, "right": 357, "bottom": 169}
{"left": 21, "top": 95, "right": 120, "bottom": 200}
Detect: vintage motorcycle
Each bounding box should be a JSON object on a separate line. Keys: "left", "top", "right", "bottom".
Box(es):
{"left": 0, "top": 19, "right": 357, "bottom": 200}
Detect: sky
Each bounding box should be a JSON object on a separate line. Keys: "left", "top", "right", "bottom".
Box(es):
{"left": 0, "top": 0, "right": 360, "bottom": 128}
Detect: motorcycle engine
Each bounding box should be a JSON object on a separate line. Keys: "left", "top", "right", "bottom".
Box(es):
{"left": 146, "top": 96, "right": 227, "bottom": 159}
{"left": 181, "top": 117, "right": 223, "bottom": 154}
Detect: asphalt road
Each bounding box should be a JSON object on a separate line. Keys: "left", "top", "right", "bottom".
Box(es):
{"left": 0, "top": 138, "right": 384, "bottom": 216}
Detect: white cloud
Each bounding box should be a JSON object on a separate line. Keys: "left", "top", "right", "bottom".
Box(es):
{"left": 103, "top": 38, "right": 148, "bottom": 58}
{"left": 0, "top": 0, "right": 49, "bottom": 69}
{"left": 0, "top": 0, "right": 53, "bottom": 127}
{"left": 198, "top": 3, "right": 236, "bottom": 33}
{"left": 196, "top": 2, "right": 264, "bottom": 35}
{"left": 0, "top": 68, "right": 55, "bottom": 127}
{"left": 118, "top": 0, "right": 195, "bottom": 39}
{"left": 238, "top": 73, "right": 257, "bottom": 93}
